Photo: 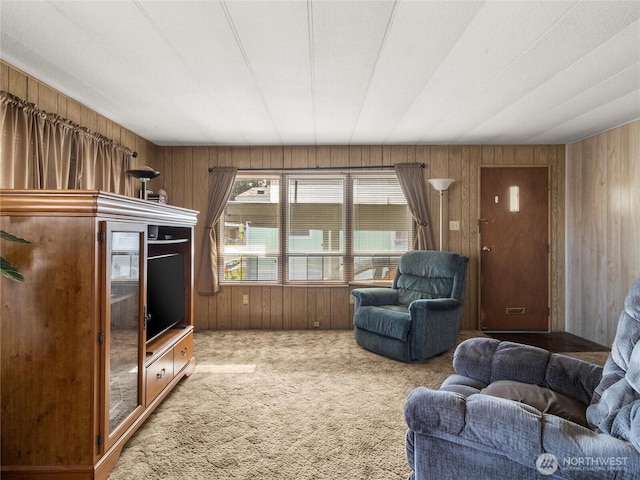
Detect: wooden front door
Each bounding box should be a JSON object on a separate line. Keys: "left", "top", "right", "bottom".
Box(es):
{"left": 479, "top": 166, "right": 549, "bottom": 331}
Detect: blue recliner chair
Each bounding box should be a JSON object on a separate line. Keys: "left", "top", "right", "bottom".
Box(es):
{"left": 404, "top": 276, "right": 640, "bottom": 479}
{"left": 351, "top": 250, "right": 469, "bottom": 363}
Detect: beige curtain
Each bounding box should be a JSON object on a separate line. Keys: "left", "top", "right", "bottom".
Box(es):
{"left": 1, "top": 91, "right": 133, "bottom": 193}
{"left": 75, "top": 132, "right": 131, "bottom": 194}
{"left": 394, "top": 163, "right": 435, "bottom": 250}
{"left": 1, "top": 93, "right": 42, "bottom": 188}
{"left": 36, "top": 113, "right": 75, "bottom": 188}
{"left": 197, "top": 167, "right": 238, "bottom": 295}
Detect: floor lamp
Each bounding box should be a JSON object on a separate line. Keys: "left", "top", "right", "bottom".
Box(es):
{"left": 427, "top": 178, "right": 455, "bottom": 251}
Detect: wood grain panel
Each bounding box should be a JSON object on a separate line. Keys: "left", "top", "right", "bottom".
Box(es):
{"left": 566, "top": 120, "right": 640, "bottom": 346}
{"left": 144, "top": 143, "right": 567, "bottom": 332}
{"left": 232, "top": 288, "right": 250, "bottom": 329}
{"left": 1, "top": 216, "right": 96, "bottom": 466}
{"left": 306, "top": 289, "right": 317, "bottom": 329}
{"left": 331, "top": 146, "right": 349, "bottom": 168}
{"left": 628, "top": 124, "right": 640, "bottom": 288}
{"left": 448, "top": 146, "right": 463, "bottom": 255}
{"left": 191, "top": 148, "right": 211, "bottom": 330}
{"left": 214, "top": 287, "right": 232, "bottom": 330}
{"left": 550, "top": 145, "right": 566, "bottom": 332}
{"left": 249, "top": 285, "right": 264, "bottom": 329}
{"left": 466, "top": 146, "right": 481, "bottom": 329}
{"left": 288, "top": 287, "right": 308, "bottom": 329}
{"left": 314, "top": 288, "right": 332, "bottom": 329}
{"left": 316, "top": 146, "right": 331, "bottom": 168}
{"left": 330, "top": 287, "right": 351, "bottom": 329}
{"left": 269, "top": 286, "right": 283, "bottom": 329}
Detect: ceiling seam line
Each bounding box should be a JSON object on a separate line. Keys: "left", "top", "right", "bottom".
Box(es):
{"left": 444, "top": 1, "right": 587, "bottom": 143}
{"left": 133, "top": 0, "right": 245, "bottom": 145}
{"left": 308, "top": 0, "right": 317, "bottom": 146}
{"left": 383, "top": 1, "right": 486, "bottom": 144}
{"left": 348, "top": 0, "right": 398, "bottom": 145}
{"left": 527, "top": 95, "right": 640, "bottom": 145}
{"left": 220, "top": 0, "right": 283, "bottom": 145}
{"left": 516, "top": 65, "right": 640, "bottom": 144}
{"left": 471, "top": 24, "right": 640, "bottom": 144}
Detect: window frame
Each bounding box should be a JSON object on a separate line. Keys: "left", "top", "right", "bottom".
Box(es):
{"left": 219, "top": 170, "right": 413, "bottom": 285}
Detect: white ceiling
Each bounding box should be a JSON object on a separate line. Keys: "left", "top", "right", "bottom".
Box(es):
{"left": 1, "top": 1, "right": 639, "bottom": 146}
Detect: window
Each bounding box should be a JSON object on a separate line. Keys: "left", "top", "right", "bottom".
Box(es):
{"left": 222, "top": 175, "right": 280, "bottom": 281}
{"left": 221, "top": 171, "right": 413, "bottom": 283}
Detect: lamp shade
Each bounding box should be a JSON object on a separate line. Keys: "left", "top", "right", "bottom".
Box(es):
{"left": 428, "top": 178, "right": 455, "bottom": 192}
{"left": 126, "top": 168, "right": 161, "bottom": 181}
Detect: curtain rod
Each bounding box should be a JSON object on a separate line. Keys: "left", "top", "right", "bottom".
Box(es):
{"left": 208, "top": 163, "right": 424, "bottom": 173}
{"left": 1, "top": 91, "right": 137, "bottom": 158}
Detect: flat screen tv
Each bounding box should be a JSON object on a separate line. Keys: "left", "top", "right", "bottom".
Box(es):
{"left": 146, "top": 253, "right": 185, "bottom": 342}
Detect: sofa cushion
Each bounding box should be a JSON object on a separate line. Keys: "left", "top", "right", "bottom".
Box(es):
{"left": 353, "top": 305, "right": 411, "bottom": 341}
{"left": 544, "top": 352, "right": 603, "bottom": 406}
{"left": 480, "top": 380, "right": 589, "bottom": 427}
{"left": 490, "top": 342, "right": 550, "bottom": 385}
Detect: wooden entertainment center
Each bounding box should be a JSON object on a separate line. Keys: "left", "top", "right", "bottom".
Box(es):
{"left": 0, "top": 190, "right": 199, "bottom": 480}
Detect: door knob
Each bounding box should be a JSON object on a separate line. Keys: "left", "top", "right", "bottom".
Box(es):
{"left": 482, "top": 246, "right": 492, "bottom": 252}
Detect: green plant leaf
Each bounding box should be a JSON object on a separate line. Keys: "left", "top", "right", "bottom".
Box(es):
{"left": 0, "top": 257, "right": 26, "bottom": 282}
{"left": 0, "top": 230, "right": 30, "bottom": 244}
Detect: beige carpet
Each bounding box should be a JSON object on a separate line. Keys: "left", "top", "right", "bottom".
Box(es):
{"left": 108, "top": 330, "right": 609, "bottom": 480}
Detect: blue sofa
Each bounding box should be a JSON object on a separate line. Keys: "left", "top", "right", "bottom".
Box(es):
{"left": 404, "top": 277, "right": 640, "bottom": 479}
{"left": 351, "top": 250, "right": 469, "bottom": 362}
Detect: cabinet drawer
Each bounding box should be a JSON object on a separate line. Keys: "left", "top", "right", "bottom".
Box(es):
{"left": 173, "top": 332, "right": 193, "bottom": 373}
{"left": 146, "top": 349, "right": 174, "bottom": 405}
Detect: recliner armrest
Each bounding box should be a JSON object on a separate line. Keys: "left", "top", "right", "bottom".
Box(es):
{"left": 404, "top": 387, "right": 466, "bottom": 435}
{"left": 351, "top": 287, "right": 399, "bottom": 308}
{"left": 451, "top": 338, "right": 603, "bottom": 405}
{"left": 410, "top": 298, "right": 462, "bottom": 312}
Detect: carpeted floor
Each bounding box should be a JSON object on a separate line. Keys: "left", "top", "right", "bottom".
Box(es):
{"left": 107, "top": 330, "right": 609, "bottom": 480}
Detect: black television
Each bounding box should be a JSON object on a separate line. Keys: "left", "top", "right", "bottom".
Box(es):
{"left": 146, "top": 253, "right": 185, "bottom": 342}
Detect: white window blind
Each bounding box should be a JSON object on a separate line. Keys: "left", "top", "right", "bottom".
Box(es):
{"left": 287, "top": 175, "right": 344, "bottom": 281}
{"left": 352, "top": 173, "right": 412, "bottom": 281}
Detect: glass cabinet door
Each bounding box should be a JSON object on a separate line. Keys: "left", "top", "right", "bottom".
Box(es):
{"left": 102, "top": 222, "right": 146, "bottom": 449}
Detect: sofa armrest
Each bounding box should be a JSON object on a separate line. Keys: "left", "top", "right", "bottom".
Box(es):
{"left": 351, "top": 287, "right": 398, "bottom": 308}
{"left": 405, "top": 387, "right": 544, "bottom": 466}
{"left": 404, "top": 387, "right": 467, "bottom": 435}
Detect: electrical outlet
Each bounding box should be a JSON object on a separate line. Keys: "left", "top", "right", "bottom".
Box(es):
{"left": 313, "top": 321, "right": 320, "bottom": 328}
{"left": 349, "top": 295, "right": 354, "bottom": 304}
{"left": 449, "top": 220, "right": 460, "bottom": 231}
{"left": 242, "top": 294, "right": 249, "bottom": 305}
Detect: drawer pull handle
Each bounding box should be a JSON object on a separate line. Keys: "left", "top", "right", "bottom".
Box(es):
{"left": 181, "top": 347, "right": 189, "bottom": 356}
{"left": 156, "top": 368, "right": 166, "bottom": 380}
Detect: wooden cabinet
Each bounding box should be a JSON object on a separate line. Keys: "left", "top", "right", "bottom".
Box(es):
{"left": 0, "top": 190, "right": 198, "bottom": 480}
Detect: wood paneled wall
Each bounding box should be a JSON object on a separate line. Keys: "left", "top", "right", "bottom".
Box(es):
{"left": 2, "top": 60, "right": 568, "bottom": 333}
{"left": 150, "top": 144, "right": 565, "bottom": 332}
{"left": 0, "top": 61, "right": 154, "bottom": 171}
{"left": 566, "top": 120, "right": 640, "bottom": 346}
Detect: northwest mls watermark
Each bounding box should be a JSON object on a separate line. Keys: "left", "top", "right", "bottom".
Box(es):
{"left": 536, "top": 453, "right": 629, "bottom": 475}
